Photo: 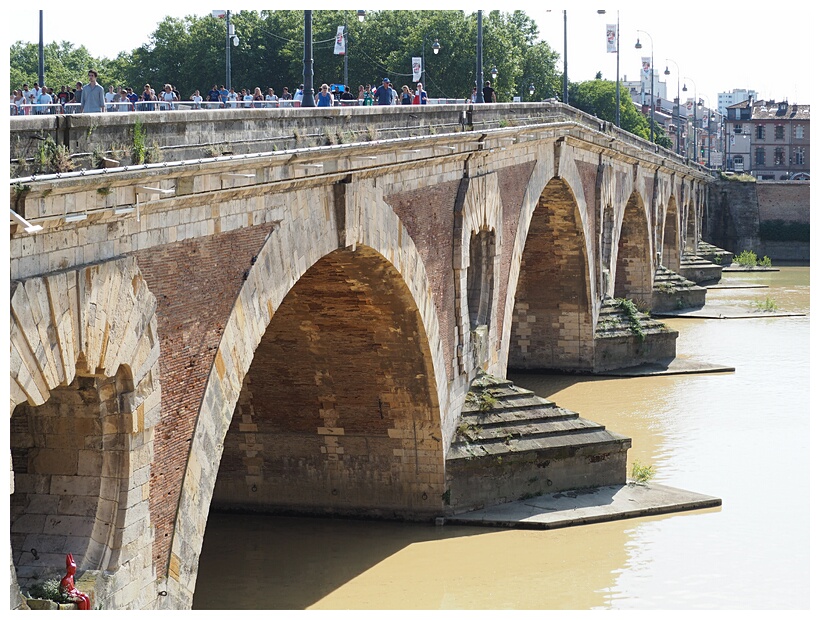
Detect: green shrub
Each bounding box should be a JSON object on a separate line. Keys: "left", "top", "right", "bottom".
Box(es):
{"left": 630, "top": 461, "right": 656, "bottom": 484}
{"left": 27, "top": 578, "right": 71, "bottom": 604}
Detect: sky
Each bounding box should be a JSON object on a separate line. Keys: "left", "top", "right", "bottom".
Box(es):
{"left": 6, "top": 2, "right": 815, "bottom": 108}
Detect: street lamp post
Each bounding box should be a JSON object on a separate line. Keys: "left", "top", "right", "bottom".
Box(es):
{"left": 422, "top": 36, "right": 440, "bottom": 87}
{"left": 563, "top": 10, "right": 568, "bottom": 103}
{"left": 521, "top": 77, "right": 535, "bottom": 102}
{"left": 664, "top": 59, "right": 682, "bottom": 155}
{"left": 683, "top": 77, "right": 697, "bottom": 162}
{"left": 598, "top": 10, "right": 620, "bottom": 127}
{"left": 635, "top": 30, "right": 655, "bottom": 143}
{"left": 344, "top": 11, "right": 366, "bottom": 88}
{"left": 302, "top": 10, "right": 315, "bottom": 108}
{"left": 475, "top": 10, "right": 485, "bottom": 103}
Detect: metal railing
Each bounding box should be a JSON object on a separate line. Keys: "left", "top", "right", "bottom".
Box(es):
{"left": 9, "top": 97, "right": 487, "bottom": 116}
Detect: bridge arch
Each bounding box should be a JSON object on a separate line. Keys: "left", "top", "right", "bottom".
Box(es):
{"left": 9, "top": 257, "right": 160, "bottom": 610}
{"left": 162, "top": 183, "right": 449, "bottom": 609}
{"left": 508, "top": 176, "right": 595, "bottom": 371}
{"left": 613, "top": 191, "right": 654, "bottom": 308}
{"left": 661, "top": 194, "right": 682, "bottom": 271}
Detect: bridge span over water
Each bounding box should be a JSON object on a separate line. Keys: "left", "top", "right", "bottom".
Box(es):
{"left": 9, "top": 103, "right": 713, "bottom": 609}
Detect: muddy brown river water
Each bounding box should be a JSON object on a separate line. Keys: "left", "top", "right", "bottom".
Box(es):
{"left": 193, "top": 266, "right": 810, "bottom": 610}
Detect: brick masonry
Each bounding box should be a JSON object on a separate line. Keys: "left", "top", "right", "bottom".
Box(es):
{"left": 8, "top": 122, "right": 712, "bottom": 609}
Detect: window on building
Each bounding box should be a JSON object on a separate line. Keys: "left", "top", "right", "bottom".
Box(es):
{"left": 795, "top": 125, "right": 804, "bottom": 139}
{"left": 755, "top": 147, "right": 765, "bottom": 165}
{"left": 755, "top": 125, "right": 765, "bottom": 139}
{"left": 774, "top": 148, "right": 785, "bottom": 165}
{"left": 775, "top": 125, "right": 785, "bottom": 140}
{"left": 795, "top": 147, "right": 805, "bottom": 165}
{"left": 733, "top": 123, "right": 743, "bottom": 134}
{"left": 733, "top": 156, "right": 744, "bottom": 171}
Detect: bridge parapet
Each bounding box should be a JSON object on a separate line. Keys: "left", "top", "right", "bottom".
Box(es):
{"left": 10, "top": 101, "right": 710, "bottom": 178}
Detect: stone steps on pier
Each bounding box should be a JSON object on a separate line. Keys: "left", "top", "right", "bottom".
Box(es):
{"left": 445, "top": 373, "right": 630, "bottom": 513}
{"left": 595, "top": 298, "right": 674, "bottom": 338}
{"left": 651, "top": 265, "right": 707, "bottom": 312}
{"left": 679, "top": 253, "right": 724, "bottom": 285}
{"left": 697, "top": 241, "right": 734, "bottom": 266}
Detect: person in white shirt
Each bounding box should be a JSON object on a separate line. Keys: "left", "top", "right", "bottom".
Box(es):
{"left": 227, "top": 88, "right": 238, "bottom": 108}
{"left": 293, "top": 84, "right": 304, "bottom": 107}
{"left": 242, "top": 88, "right": 254, "bottom": 108}
{"left": 191, "top": 89, "right": 203, "bottom": 109}
{"left": 105, "top": 85, "right": 116, "bottom": 106}
{"left": 265, "top": 87, "right": 278, "bottom": 107}
{"left": 161, "top": 83, "right": 177, "bottom": 110}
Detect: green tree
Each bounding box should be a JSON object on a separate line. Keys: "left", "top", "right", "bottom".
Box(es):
{"left": 569, "top": 78, "right": 673, "bottom": 148}
{"left": 9, "top": 41, "right": 99, "bottom": 94}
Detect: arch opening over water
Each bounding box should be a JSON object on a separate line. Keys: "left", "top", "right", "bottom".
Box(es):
{"left": 210, "top": 246, "right": 444, "bottom": 519}
{"left": 508, "top": 178, "right": 593, "bottom": 371}
{"left": 614, "top": 191, "right": 654, "bottom": 308}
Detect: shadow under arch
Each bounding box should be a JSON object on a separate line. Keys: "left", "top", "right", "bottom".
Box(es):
{"left": 683, "top": 184, "right": 700, "bottom": 254}
{"left": 614, "top": 191, "right": 654, "bottom": 308}
{"left": 9, "top": 257, "right": 160, "bottom": 610}
{"left": 163, "top": 187, "right": 449, "bottom": 609}
{"left": 661, "top": 194, "right": 681, "bottom": 271}
{"left": 508, "top": 177, "right": 594, "bottom": 372}
{"left": 210, "top": 246, "right": 444, "bottom": 519}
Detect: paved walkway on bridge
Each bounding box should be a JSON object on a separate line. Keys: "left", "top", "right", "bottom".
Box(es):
{"left": 442, "top": 482, "right": 721, "bottom": 530}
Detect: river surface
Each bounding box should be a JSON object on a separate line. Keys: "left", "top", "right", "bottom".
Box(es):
{"left": 193, "top": 266, "right": 810, "bottom": 610}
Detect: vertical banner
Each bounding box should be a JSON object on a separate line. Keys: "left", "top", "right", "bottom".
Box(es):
{"left": 412, "top": 57, "right": 422, "bottom": 82}
{"left": 606, "top": 24, "right": 617, "bottom": 53}
{"left": 702, "top": 113, "right": 709, "bottom": 129}
{"left": 334, "top": 26, "right": 346, "bottom": 55}
{"left": 641, "top": 57, "right": 651, "bottom": 98}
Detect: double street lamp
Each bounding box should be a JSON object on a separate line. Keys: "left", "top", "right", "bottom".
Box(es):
{"left": 635, "top": 30, "right": 655, "bottom": 143}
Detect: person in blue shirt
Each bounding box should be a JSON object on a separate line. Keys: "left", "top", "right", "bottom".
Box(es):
{"left": 375, "top": 78, "right": 394, "bottom": 105}
{"left": 315, "top": 83, "right": 334, "bottom": 107}
{"left": 219, "top": 85, "right": 229, "bottom": 105}
{"left": 415, "top": 82, "right": 428, "bottom": 105}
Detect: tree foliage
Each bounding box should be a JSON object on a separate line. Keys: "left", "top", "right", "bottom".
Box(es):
{"left": 9, "top": 10, "right": 666, "bottom": 148}
{"left": 569, "top": 78, "right": 673, "bottom": 148}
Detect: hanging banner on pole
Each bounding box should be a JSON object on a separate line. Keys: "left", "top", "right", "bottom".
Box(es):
{"left": 641, "top": 57, "right": 651, "bottom": 93}
{"left": 334, "top": 26, "right": 346, "bottom": 55}
{"left": 412, "top": 57, "right": 422, "bottom": 82}
{"left": 606, "top": 25, "right": 617, "bottom": 53}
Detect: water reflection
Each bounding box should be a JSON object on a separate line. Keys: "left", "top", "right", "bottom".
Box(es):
{"left": 194, "top": 267, "right": 809, "bottom": 610}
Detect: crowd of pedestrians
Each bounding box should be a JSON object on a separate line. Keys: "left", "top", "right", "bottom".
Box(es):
{"left": 11, "top": 70, "right": 489, "bottom": 116}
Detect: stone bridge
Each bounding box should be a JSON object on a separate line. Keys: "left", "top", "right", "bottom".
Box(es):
{"left": 8, "top": 104, "right": 712, "bottom": 609}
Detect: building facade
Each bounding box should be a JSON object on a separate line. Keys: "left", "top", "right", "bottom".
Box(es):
{"left": 725, "top": 98, "right": 810, "bottom": 179}
{"left": 718, "top": 88, "right": 758, "bottom": 116}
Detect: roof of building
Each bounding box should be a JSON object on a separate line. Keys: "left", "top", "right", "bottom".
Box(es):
{"left": 751, "top": 100, "right": 810, "bottom": 120}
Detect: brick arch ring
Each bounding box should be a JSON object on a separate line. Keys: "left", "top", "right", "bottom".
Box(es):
{"left": 9, "top": 255, "right": 161, "bottom": 609}
{"left": 162, "top": 180, "right": 450, "bottom": 609}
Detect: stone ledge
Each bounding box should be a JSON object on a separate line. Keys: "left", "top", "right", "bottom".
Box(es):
{"left": 441, "top": 482, "right": 721, "bottom": 529}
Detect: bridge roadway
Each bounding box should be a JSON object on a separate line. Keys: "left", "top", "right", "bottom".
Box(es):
{"left": 9, "top": 104, "right": 712, "bottom": 609}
